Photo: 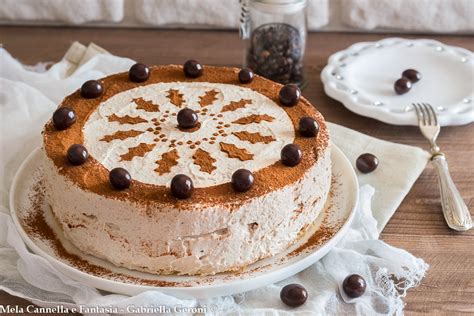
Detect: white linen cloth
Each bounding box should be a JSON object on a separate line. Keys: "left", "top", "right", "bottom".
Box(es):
{"left": 338, "top": 0, "right": 474, "bottom": 33}
{"left": 1, "top": 0, "right": 473, "bottom": 33}
{"left": 128, "top": 0, "right": 329, "bottom": 30}
{"left": 0, "top": 43, "right": 430, "bottom": 315}
{"left": 0, "top": 0, "right": 123, "bottom": 25}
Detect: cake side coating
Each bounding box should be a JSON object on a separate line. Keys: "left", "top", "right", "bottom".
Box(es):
{"left": 42, "top": 146, "right": 330, "bottom": 275}
{"left": 42, "top": 65, "right": 331, "bottom": 275}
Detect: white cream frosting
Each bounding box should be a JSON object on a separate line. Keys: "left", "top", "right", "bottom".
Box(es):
{"left": 83, "top": 82, "right": 295, "bottom": 188}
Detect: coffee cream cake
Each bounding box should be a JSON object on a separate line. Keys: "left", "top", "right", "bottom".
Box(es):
{"left": 42, "top": 61, "right": 331, "bottom": 275}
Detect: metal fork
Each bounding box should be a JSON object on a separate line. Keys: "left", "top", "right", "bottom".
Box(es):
{"left": 412, "top": 103, "right": 472, "bottom": 231}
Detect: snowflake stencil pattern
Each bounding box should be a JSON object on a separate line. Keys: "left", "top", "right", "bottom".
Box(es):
{"left": 83, "top": 82, "right": 294, "bottom": 187}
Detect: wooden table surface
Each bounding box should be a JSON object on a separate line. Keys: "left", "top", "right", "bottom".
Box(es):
{"left": 0, "top": 26, "right": 473, "bottom": 315}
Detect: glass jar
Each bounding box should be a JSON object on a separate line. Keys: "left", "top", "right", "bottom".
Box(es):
{"left": 240, "top": 0, "right": 307, "bottom": 86}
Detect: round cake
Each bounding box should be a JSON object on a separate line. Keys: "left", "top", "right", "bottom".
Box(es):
{"left": 42, "top": 63, "right": 331, "bottom": 275}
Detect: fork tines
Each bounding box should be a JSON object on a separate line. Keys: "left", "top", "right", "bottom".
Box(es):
{"left": 412, "top": 103, "right": 438, "bottom": 126}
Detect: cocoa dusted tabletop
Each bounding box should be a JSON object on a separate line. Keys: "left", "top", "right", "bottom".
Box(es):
{"left": 0, "top": 26, "right": 473, "bottom": 314}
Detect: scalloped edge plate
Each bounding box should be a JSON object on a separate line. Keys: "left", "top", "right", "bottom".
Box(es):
{"left": 10, "top": 145, "right": 358, "bottom": 299}
{"left": 321, "top": 37, "right": 474, "bottom": 126}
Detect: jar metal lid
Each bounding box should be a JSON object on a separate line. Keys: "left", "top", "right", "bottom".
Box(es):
{"left": 250, "top": 0, "right": 307, "bottom": 14}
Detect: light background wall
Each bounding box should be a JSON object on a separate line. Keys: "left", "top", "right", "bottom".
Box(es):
{"left": 0, "top": 0, "right": 472, "bottom": 33}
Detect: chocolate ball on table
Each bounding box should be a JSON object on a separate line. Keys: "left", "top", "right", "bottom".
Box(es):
{"left": 356, "top": 153, "right": 379, "bottom": 173}
{"left": 394, "top": 78, "right": 412, "bottom": 95}
{"left": 171, "top": 174, "right": 194, "bottom": 199}
{"left": 177, "top": 108, "right": 198, "bottom": 129}
{"left": 129, "top": 63, "right": 150, "bottom": 82}
{"left": 81, "top": 80, "right": 103, "bottom": 98}
{"left": 342, "top": 274, "right": 366, "bottom": 298}
{"left": 238, "top": 68, "right": 254, "bottom": 84}
{"left": 67, "top": 144, "right": 88, "bottom": 165}
{"left": 109, "top": 167, "right": 132, "bottom": 190}
{"left": 231, "top": 169, "right": 254, "bottom": 192}
{"left": 281, "top": 144, "right": 303, "bottom": 167}
{"left": 52, "top": 107, "right": 76, "bottom": 130}
{"left": 279, "top": 84, "right": 301, "bottom": 106}
{"left": 183, "top": 60, "right": 203, "bottom": 78}
{"left": 280, "top": 284, "right": 308, "bottom": 307}
{"left": 402, "top": 69, "right": 421, "bottom": 83}
{"left": 299, "top": 117, "right": 319, "bottom": 137}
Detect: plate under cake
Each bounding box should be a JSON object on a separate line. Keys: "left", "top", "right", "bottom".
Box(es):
{"left": 41, "top": 64, "right": 331, "bottom": 275}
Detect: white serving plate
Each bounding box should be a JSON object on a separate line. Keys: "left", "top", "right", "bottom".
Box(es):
{"left": 321, "top": 37, "right": 474, "bottom": 126}
{"left": 10, "top": 145, "right": 358, "bottom": 299}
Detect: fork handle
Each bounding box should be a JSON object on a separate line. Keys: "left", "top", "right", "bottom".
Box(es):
{"left": 431, "top": 153, "right": 472, "bottom": 231}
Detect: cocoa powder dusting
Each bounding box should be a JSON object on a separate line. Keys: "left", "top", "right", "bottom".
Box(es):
{"left": 221, "top": 99, "right": 252, "bottom": 112}
{"left": 108, "top": 114, "right": 147, "bottom": 125}
{"left": 100, "top": 129, "right": 144, "bottom": 142}
{"left": 198, "top": 89, "right": 219, "bottom": 107}
{"left": 166, "top": 89, "right": 184, "bottom": 107}
{"left": 192, "top": 148, "right": 217, "bottom": 174}
{"left": 133, "top": 97, "right": 159, "bottom": 112}
{"left": 289, "top": 224, "right": 335, "bottom": 257}
{"left": 233, "top": 131, "right": 276, "bottom": 144}
{"left": 155, "top": 149, "right": 179, "bottom": 175}
{"left": 120, "top": 142, "right": 156, "bottom": 161}
{"left": 233, "top": 114, "right": 274, "bottom": 125}
{"left": 220, "top": 142, "right": 254, "bottom": 161}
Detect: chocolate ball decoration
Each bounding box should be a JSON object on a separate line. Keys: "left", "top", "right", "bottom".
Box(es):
{"left": 177, "top": 108, "right": 198, "bottom": 129}
{"left": 279, "top": 84, "right": 301, "bottom": 106}
{"left": 299, "top": 117, "right": 319, "bottom": 137}
{"left": 238, "top": 68, "right": 254, "bottom": 83}
{"left": 231, "top": 169, "right": 254, "bottom": 192}
{"left": 281, "top": 144, "right": 302, "bottom": 167}
{"left": 171, "top": 174, "right": 194, "bottom": 199}
{"left": 109, "top": 167, "right": 132, "bottom": 190}
{"left": 402, "top": 69, "right": 421, "bottom": 83}
{"left": 52, "top": 107, "right": 76, "bottom": 130}
{"left": 183, "top": 60, "right": 203, "bottom": 78}
{"left": 356, "top": 153, "right": 379, "bottom": 173}
{"left": 81, "top": 80, "right": 103, "bottom": 98}
{"left": 342, "top": 274, "right": 367, "bottom": 298}
{"left": 129, "top": 63, "right": 150, "bottom": 82}
{"left": 67, "top": 144, "right": 88, "bottom": 165}
{"left": 394, "top": 78, "right": 412, "bottom": 95}
{"left": 280, "top": 284, "right": 308, "bottom": 307}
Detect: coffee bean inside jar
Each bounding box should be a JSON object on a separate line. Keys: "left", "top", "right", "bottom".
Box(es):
{"left": 240, "top": 0, "right": 307, "bottom": 85}
{"left": 246, "top": 23, "right": 304, "bottom": 85}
